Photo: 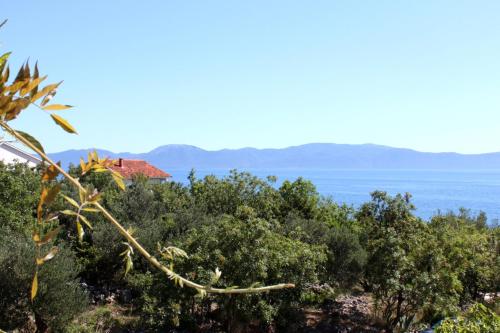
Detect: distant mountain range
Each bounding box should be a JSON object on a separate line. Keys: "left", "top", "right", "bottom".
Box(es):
{"left": 48, "top": 143, "right": 500, "bottom": 171}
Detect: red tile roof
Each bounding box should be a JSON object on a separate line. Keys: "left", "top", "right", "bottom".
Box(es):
{"left": 109, "top": 159, "right": 171, "bottom": 179}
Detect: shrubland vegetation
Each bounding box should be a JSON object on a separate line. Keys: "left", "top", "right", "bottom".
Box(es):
{"left": 0, "top": 163, "right": 498, "bottom": 332}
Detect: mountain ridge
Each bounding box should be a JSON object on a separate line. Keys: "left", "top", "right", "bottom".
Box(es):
{"left": 48, "top": 143, "right": 500, "bottom": 171}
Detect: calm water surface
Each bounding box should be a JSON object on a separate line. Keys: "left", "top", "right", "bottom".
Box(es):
{"left": 168, "top": 169, "right": 500, "bottom": 222}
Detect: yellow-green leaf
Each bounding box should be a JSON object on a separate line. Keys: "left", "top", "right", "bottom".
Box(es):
{"left": 51, "top": 114, "right": 77, "bottom": 134}
{"left": 111, "top": 171, "right": 125, "bottom": 190}
{"left": 76, "top": 220, "right": 84, "bottom": 241}
{"left": 31, "top": 271, "right": 38, "bottom": 301}
{"left": 0, "top": 51, "right": 11, "bottom": 69}
{"left": 61, "top": 209, "right": 77, "bottom": 216}
{"left": 61, "top": 194, "right": 79, "bottom": 208}
{"left": 78, "top": 214, "right": 93, "bottom": 230}
{"left": 82, "top": 207, "right": 99, "bottom": 213}
{"left": 42, "top": 104, "right": 73, "bottom": 111}
{"left": 79, "top": 158, "right": 86, "bottom": 173}
{"left": 16, "top": 130, "right": 45, "bottom": 154}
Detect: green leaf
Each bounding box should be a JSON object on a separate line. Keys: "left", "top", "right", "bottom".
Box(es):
{"left": 16, "top": 130, "right": 45, "bottom": 154}
{"left": 51, "top": 114, "right": 77, "bottom": 134}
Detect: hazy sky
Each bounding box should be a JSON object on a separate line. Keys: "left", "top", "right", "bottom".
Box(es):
{"left": 2, "top": 1, "right": 500, "bottom": 153}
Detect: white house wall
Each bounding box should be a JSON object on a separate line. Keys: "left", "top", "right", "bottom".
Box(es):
{"left": 0, "top": 143, "right": 41, "bottom": 168}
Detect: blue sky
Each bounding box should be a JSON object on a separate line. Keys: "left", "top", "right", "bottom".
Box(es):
{"left": 2, "top": 1, "right": 500, "bottom": 153}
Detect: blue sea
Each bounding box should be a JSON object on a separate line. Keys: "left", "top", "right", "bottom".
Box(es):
{"left": 168, "top": 169, "right": 500, "bottom": 222}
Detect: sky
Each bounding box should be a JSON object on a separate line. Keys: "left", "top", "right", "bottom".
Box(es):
{"left": 2, "top": 1, "right": 500, "bottom": 154}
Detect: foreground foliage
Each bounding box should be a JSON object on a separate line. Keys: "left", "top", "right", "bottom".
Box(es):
{"left": 1, "top": 162, "right": 498, "bottom": 332}
{"left": 436, "top": 303, "right": 500, "bottom": 333}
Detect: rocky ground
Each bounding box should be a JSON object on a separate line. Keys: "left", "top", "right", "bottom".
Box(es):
{"left": 302, "top": 294, "right": 383, "bottom": 333}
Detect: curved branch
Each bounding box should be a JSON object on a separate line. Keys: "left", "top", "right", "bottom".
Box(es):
{"left": 0, "top": 121, "right": 295, "bottom": 294}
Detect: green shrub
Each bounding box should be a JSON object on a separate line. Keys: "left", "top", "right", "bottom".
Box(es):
{"left": 0, "top": 162, "right": 40, "bottom": 234}
{"left": 178, "top": 216, "right": 327, "bottom": 331}
{"left": 0, "top": 231, "right": 87, "bottom": 332}
{"left": 436, "top": 303, "right": 500, "bottom": 333}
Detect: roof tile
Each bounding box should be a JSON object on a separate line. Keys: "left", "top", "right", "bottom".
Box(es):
{"left": 109, "top": 159, "right": 171, "bottom": 179}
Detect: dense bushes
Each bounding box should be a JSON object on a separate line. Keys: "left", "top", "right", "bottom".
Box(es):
{"left": 0, "top": 163, "right": 87, "bottom": 332}
{"left": 436, "top": 303, "right": 500, "bottom": 333}
{"left": 0, "top": 163, "right": 498, "bottom": 332}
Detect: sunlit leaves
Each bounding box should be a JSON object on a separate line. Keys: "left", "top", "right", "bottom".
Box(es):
{"left": 42, "top": 104, "right": 72, "bottom": 111}
{"left": 51, "top": 114, "right": 77, "bottom": 134}
{"left": 0, "top": 54, "right": 294, "bottom": 304}
{"left": 60, "top": 190, "right": 99, "bottom": 242}
{"left": 79, "top": 151, "right": 126, "bottom": 190}
{"left": 61, "top": 209, "right": 93, "bottom": 241}
{"left": 0, "top": 58, "right": 67, "bottom": 126}
{"left": 20, "top": 75, "right": 47, "bottom": 97}
{"left": 31, "top": 82, "right": 59, "bottom": 103}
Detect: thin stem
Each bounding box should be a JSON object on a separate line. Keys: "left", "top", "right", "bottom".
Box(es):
{"left": 0, "top": 121, "right": 294, "bottom": 294}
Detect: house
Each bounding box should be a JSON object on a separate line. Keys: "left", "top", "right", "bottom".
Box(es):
{"left": 0, "top": 141, "right": 42, "bottom": 167}
{"left": 109, "top": 158, "right": 171, "bottom": 185}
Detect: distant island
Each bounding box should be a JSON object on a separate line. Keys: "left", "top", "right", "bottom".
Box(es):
{"left": 48, "top": 143, "right": 500, "bottom": 171}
